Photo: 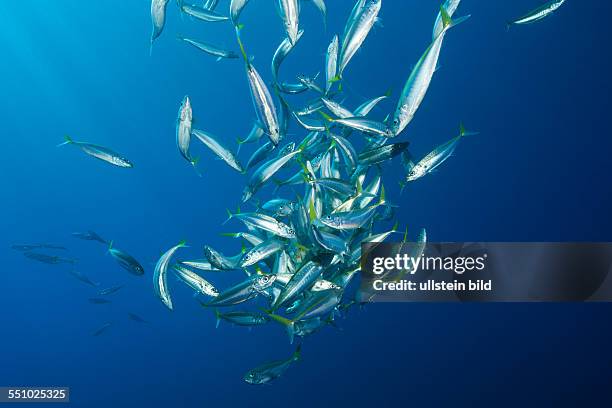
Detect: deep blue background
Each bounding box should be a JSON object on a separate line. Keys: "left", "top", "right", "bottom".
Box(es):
{"left": 1, "top": 1, "right": 611, "bottom": 407}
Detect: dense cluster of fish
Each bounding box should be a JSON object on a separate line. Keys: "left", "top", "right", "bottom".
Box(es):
{"left": 42, "top": 0, "right": 566, "bottom": 386}
{"left": 13, "top": 231, "right": 148, "bottom": 335}
{"left": 146, "top": 0, "right": 488, "bottom": 385}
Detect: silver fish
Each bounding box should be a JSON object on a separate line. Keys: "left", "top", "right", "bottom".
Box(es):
{"left": 272, "top": 30, "right": 304, "bottom": 84}
{"left": 243, "top": 345, "right": 301, "bottom": 384}
{"left": 181, "top": 3, "right": 229, "bottom": 22}
{"left": 325, "top": 35, "right": 339, "bottom": 93}
{"left": 150, "top": 0, "right": 170, "bottom": 51}
{"left": 391, "top": 6, "right": 469, "bottom": 136}
{"left": 176, "top": 95, "right": 196, "bottom": 166}
{"left": 338, "top": 0, "right": 381, "bottom": 76}
{"left": 57, "top": 136, "right": 133, "bottom": 168}
{"left": 240, "top": 239, "right": 285, "bottom": 267}
{"left": 153, "top": 240, "right": 187, "bottom": 310}
{"left": 230, "top": 0, "right": 250, "bottom": 24}
{"left": 178, "top": 37, "right": 238, "bottom": 60}
{"left": 173, "top": 264, "right": 219, "bottom": 297}
{"left": 272, "top": 261, "right": 323, "bottom": 309}
{"left": 508, "top": 0, "right": 565, "bottom": 28}
{"left": 242, "top": 149, "right": 302, "bottom": 202}
{"left": 192, "top": 129, "right": 244, "bottom": 173}
{"left": 433, "top": 0, "right": 461, "bottom": 39}
{"left": 278, "top": 0, "right": 300, "bottom": 45}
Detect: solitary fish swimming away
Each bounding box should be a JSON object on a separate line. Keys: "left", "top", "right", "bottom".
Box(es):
{"left": 507, "top": 0, "right": 566, "bottom": 29}
{"left": 244, "top": 345, "right": 301, "bottom": 385}
{"left": 57, "top": 136, "right": 133, "bottom": 168}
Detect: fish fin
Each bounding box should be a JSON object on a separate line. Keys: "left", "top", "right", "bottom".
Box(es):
{"left": 216, "top": 56, "right": 223, "bottom": 62}
{"left": 214, "top": 309, "right": 221, "bottom": 328}
{"left": 440, "top": 5, "right": 471, "bottom": 32}
{"left": 178, "top": 240, "right": 188, "bottom": 248}
{"left": 262, "top": 309, "right": 296, "bottom": 344}
{"left": 392, "top": 221, "right": 399, "bottom": 232}
{"left": 106, "top": 240, "right": 113, "bottom": 255}
{"left": 57, "top": 135, "right": 73, "bottom": 147}
{"left": 459, "top": 123, "right": 479, "bottom": 137}
{"left": 293, "top": 344, "right": 302, "bottom": 361}
{"left": 318, "top": 111, "right": 333, "bottom": 122}
{"left": 403, "top": 226, "right": 409, "bottom": 243}
{"left": 384, "top": 88, "right": 393, "bottom": 97}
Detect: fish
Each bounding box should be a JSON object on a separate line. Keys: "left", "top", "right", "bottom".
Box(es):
{"left": 307, "top": 0, "right": 327, "bottom": 27}
{"left": 325, "top": 35, "right": 339, "bottom": 93}
{"left": 128, "top": 313, "right": 149, "bottom": 324}
{"left": 89, "top": 298, "right": 111, "bottom": 304}
{"left": 178, "top": 37, "right": 239, "bottom": 61}
{"left": 239, "top": 239, "right": 285, "bottom": 268}
{"left": 98, "top": 285, "right": 124, "bottom": 296}
{"left": 338, "top": 0, "right": 381, "bottom": 77}
{"left": 242, "top": 148, "right": 302, "bottom": 202}
{"left": 433, "top": 0, "right": 462, "bottom": 39}
{"left": 69, "top": 270, "right": 99, "bottom": 287}
{"left": 153, "top": 241, "right": 187, "bottom": 310}
{"left": 272, "top": 261, "right": 323, "bottom": 310}
{"left": 358, "top": 142, "right": 409, "bottom": 166}
{"left": 226, "top": 210, "right": 296, "bottom": 239}
{"left": 332, "top": 117, "right": 394, "bottom": 138}
{"left": 176, "top": 95, "right": 197, "bottom": 168}
{"left": 236, "top": 27, "right": 282, "bottom": 145}
{"left": 206, "top": 274, "right": 276, "bottom": 306}
{"left": 178, "top": 259, "right": 222, "bottom": 272}
{"left": 203, "top": 0, "right": 220, "bottom": 10}
{"left": 244, "top": 345, "right": 301, "bottom": 384}
{"left": 238, "top": 123, "right": 265, "bottom": 146}
{"left": 23, "top": 252, "right": 76, "bottom": 265}
{"left": 272, "top": 30, "right": 304, "bottom": 84}
{"left": 173, "top": 264, "right": 219, "bottom": 297}
{"left": 150, "top": 0, "right": 170, "bottom": 52}
{"left": 108, "top": 242, "right": 144, "bottom": 276}
{"left": 71, "top": 231, "right": 107, "bottom": 244}
{"left": 92, "top": 322, "right": 112, "bottom": 336}
{"left": 404, "top": 124, "right": 476, "bottom": 182}
{"left": 507, "top": 0, "right": 565, "bottom": 29}
{"left": 391, "top": 6, "right": 470, "bottom": 136}
{"left": 230, "top": 0, "right": 251, "bottom": 24}
{"left": 278, "top": 0, "right": 300, "bottom": 45}
{"left": 57, "top": 136, "right": 133, "bottom": 168}
{"left": 181, "top": 3, "right": 229, "bottom": 22}
{"left": 214, "top": 309, "right": 268, "bottom": 328}
{"left": 203, "top": 245, "right": 242, "bottom": 270}
{"left": 192, "top": 129, "right": 244, "bottom": 173}
{"left": 246, "top": 141, "right": 276, "bottom": 170}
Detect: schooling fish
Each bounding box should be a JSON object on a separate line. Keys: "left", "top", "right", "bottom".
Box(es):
{"left": 391, "top": 6, "right": 470, "bottom": 136}
{"left": 332, "top": 117, "right": 394, "bottom": 138}
{"left": 325, "top": 35, "right": 339, "bottom": 93}
{"left": 242, "top": 148, "right": 302, "bottom": 202}
{"left": 192, "top": 129, "right": 244, "bottom": 173}
{"left": 214, "top": 309, "right": 268, "bottom": 328}
{"left": 404, "top": 124, "right": 476, "bottom": 182}
{"left": 176, "top": 95, "right": 197, "bottom": 169}
{"left": 150, "top": 0, "right": 170, "bottom": 52}
{"left": 72, "top": 231, "right": 107, "bottom": 244}
{"left": 178, "top": 37, "right": 238, "bottom": 61}
{"left": 23, "top": 252, "right": 76, "bottom": 265}
{"left": 69, "top": 270, "right": 99, "bottom": 287}
{"left": 278, "top": 0, "right": 300, "bottom": 45}
{"left": 108, "top": 242, "right": 144, "bottom": 276}
{"left": 57, "top": 136, "right": 133, "bottom": 168}
{"left": 243, "top": 345, "right": 301, "bottom": 385}
{"left": 97, "top": 285, "right": 124, "bottom": 296}
{"left": 507, "top": 0, "right": 565, "bottom": 28}
{"left": 236, "top": 27, "right": 282, "bottom": 145}
{"left": 226, "top": 210, "right": 296, "bottom": 239}
{"left": 181, "top": 3, "right": 229, "bottom": 22}
{"left": 239, "top": 239, "right": 285, "bottom": 268}
{"left": 230, "top": 0, "right": 251, "bottom": 25}
{"left": 272, "top": 30, "right": 304, "bottom": 84}
{"left": 358, "top": 142, "right": 408, "bottom": 166}
{"left": 173, "top": 264, "right": 219, "bottom": 297}
{"left": 203, "top": 245, "right": 243, "bottom": 270}
{"left": 153, "top": 240, "right": 187, "bottom": 310}
{"left": 272, "top": 261, "right": 323, "bottom": 310}
{"left": 206, "top": 274, "right": 276, "bottom": 306}
{"left": 338, "top": 0, "right": 381, "bottom": 77}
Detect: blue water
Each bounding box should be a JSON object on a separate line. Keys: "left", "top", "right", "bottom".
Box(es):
{"left": 1, "top": 0, "right": 612, "bottom": 406}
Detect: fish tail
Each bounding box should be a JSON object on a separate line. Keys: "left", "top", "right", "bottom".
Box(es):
{"left": 293, "top": 344, "right": 302, "bottom": 361}
{"left": 262, "top": 309, "right": 296, "bottom": 344}
{"left": 214, "top": 309, "right": 221, "bottom": 328}
{"left": 57, "top": 135, "right": 73, "bottom": 147}
{"left": 223, "top": 206, "right": 239, "bottom": 225}
{"left": 440, "top": 4, "right": 471, "bottom": 33}
{"left": 177, "top": 240, "right": 188, "bottom": 248}
{"left": 459, "top": 123, "right": 479, "bottom": 137}
{"left": 106, "top": 240, "right": 113, "bottom": 255}
{"left": 234, "top": 24, "right": 249, "bottom": 65}
{"left": 191, "top": 157, "right": 203, "bottom": 177}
